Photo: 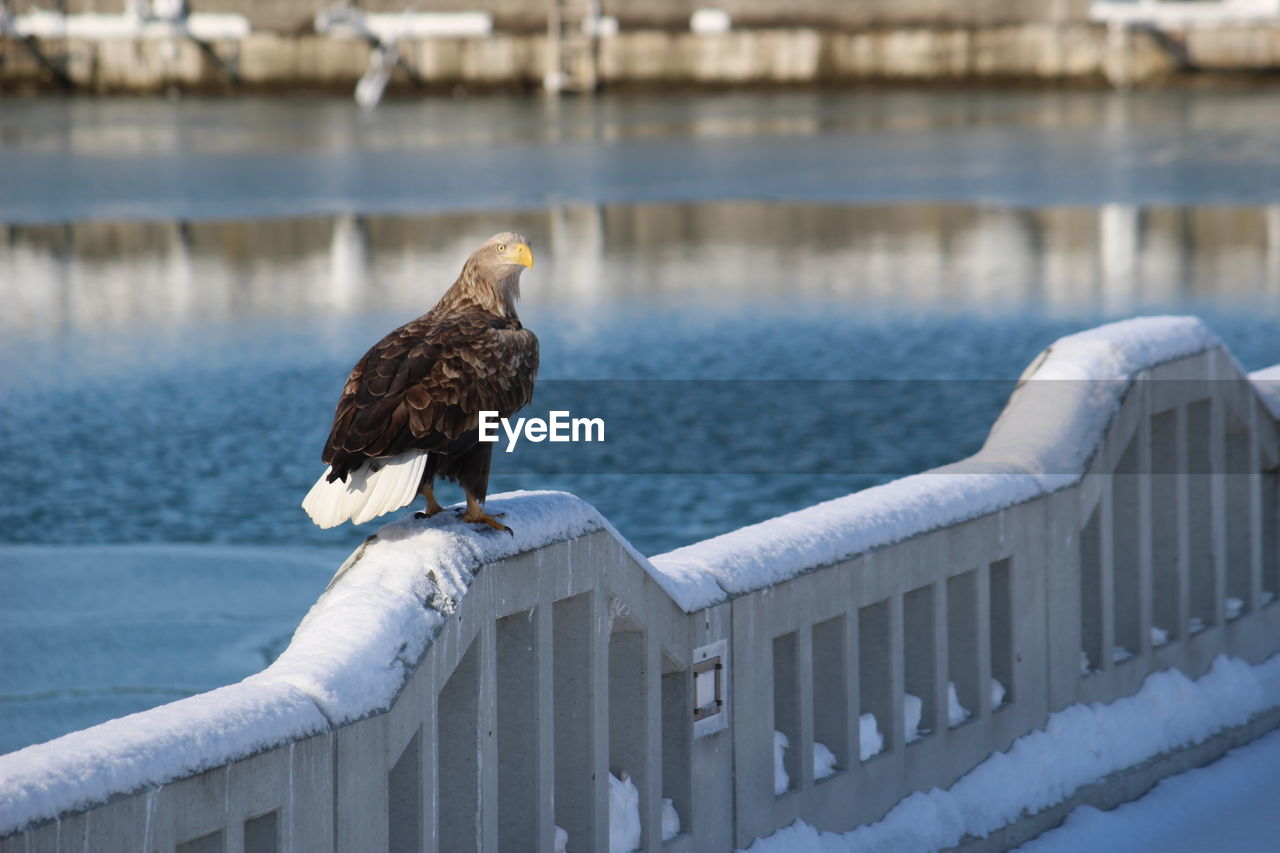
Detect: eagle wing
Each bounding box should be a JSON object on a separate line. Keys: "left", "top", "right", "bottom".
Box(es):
{"left": 322, "top": 312, "right": 539, "bottom": 480}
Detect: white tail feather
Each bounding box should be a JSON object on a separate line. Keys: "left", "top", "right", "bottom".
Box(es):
{"left": 301, "top": 451, "right": 428, "bottom": 529}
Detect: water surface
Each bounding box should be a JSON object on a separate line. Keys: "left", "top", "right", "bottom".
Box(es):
{"left": 2, "top": 89, "right": 1279, "bottom": 754}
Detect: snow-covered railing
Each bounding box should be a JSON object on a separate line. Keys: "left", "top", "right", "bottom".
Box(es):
{"left": 2, "top": 316, "right": 1280, "bottom": 852}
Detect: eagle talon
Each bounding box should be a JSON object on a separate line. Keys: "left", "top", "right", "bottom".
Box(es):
{"left": 460, "top": 510, "right": 512, "bottom": 535}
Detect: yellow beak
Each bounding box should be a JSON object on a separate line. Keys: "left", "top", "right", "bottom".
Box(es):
{"left": 511, "top": 242, "right": 534, "bottom": 269}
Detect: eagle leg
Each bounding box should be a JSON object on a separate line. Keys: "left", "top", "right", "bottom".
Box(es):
{"left": 458, "top": 492, "right": 512, "bottom": 535}
{"left": 413, "top": 480, "right": 447, "bottom": 520}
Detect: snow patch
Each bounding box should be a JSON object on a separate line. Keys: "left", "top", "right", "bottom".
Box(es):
{"left": 250, "top": 490, "right": 606, "bottom": 723}
{"left": 948, "top": 683, "right": 971, "bottom": 728}
{"left": 990, "top": 678, "right": 1007, "bottom": 710}
{"left": 609, "top": 772, "right": 641, "bottom": 853}
{"left": 1249, "top": 363, "right": 1280, "bottom": 419}
{"left": 904, "top": 693, "right": 925, "bottom": 742}
{"left": 1226, "top": 596, "right": 1244, "bottom": 621}
{"left": 1014, "top": 728, "right": 1280, "bottom": 853}
{"left": 742, "top": 653, "right": 1280, "bottom": 853}
{"left": 813, "top": 741, "right": 838, "bottom": 780}
{"left": 0, "top": 682, "right": 328, "bottom": 838}
{"left": 774, "top": 731, "right": 791, "bottom": 795}
{"left": 661, "top": 797, "right": 681, "bottom": 841}
{"left": 860, "top": 713, "right": 884, "bottom": 760}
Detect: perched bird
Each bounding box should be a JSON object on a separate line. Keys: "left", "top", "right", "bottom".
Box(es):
{"left": 302, "top": 232, "right": 538, "bottom": 534}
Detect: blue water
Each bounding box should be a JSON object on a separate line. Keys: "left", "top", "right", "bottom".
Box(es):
{"left": 2, "top": 89, "right": 1279, "bottom": 754}
{"left": 2, "top": 90, "right": 1278, "bottom": 223}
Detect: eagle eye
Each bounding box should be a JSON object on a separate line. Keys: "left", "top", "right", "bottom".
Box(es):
{"left": 496, "top": 243, "right": 507, "bottom": 253}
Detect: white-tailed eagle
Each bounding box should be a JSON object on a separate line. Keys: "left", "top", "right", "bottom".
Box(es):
{"left": 302, "top": 232, "right": 538, "bottom": 534}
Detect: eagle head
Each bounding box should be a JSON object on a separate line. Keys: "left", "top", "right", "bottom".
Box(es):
{"left": 456, "top": 232, "right": 535, "bottom": 317}
{"left": 476, "top": 232, "right": 534, "bottom": 274}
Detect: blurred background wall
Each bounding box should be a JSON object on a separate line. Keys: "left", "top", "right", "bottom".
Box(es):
{"left": 9, "top": 1, "right": 1094, "bottom": 32}
{"left": 1, "top": 0, "right": 1276, "bottom": 92}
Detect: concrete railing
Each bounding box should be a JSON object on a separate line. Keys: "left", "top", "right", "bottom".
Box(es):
{"left": 3, "top": 316, "right": 1280, "bottom": 852}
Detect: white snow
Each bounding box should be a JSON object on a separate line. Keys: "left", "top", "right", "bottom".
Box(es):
{"left": 1014, "top": 727, "right": 1280, "bottom": 853}
{"left": 1151, "top": 625, "right": 1170, "bottom": 647}
{"left": 650, "top": 316, "right": 1222, "bottom": 611}
{"left": 609, "top": 772, "right": 641, "bottom": 853}
{"left": 250, "top": 491, "right": 606, "bottom": 724}
{"left": 904, "top": 693, "right": 925, "bottom": 743}
{"left": 813, "top": 742, "right": 838, "bottom": 780}
{"left": 860, "top": 713, "right": 884, "bottom": 760}
{"left": 990, "top": 678, "right": 1007, "bottom": 709}
{"left": 0, "top": 682, "right": 328, "bottom": 839}
{"left": 948, "top": 683, "right": 971, "bottom": 728}
{"left": 661, "top": 798, "right": 681, "bottom": 841}
{"left": 741, "top": 652, "right": 1280, "bottom": 853}
{"left": 0, "top": 490, "right": 607, "bottom": 836}
{"left": 1225, "top": 596, "right": 1244, "bottom": 621}
{"left": 1249, "top": 363, "right": 1280, "bottom": 419}
{"left": 555, "top": 825, "right": 569, "bottom": 853}
{"left": 1113, "top": 646, "right": 1134, "bottom": 664}
{"left": 774, "top": 731, "right": 791, "bottom": 795}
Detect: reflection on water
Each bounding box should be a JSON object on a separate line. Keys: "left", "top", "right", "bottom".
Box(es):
{"left": 5, "top": 90, "right": 1280, "bottom": 224}
{"left": 4, "top": 90, "right": 1277, "bottom": 156}
{"left": 5, "top": 201, "right": 1280, "bottom": 338}
{"left": 3, "top": 198, "right": 1280, "bottom": 558}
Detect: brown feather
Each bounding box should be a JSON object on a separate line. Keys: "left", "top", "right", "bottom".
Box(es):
{"left": 321, "top": 233, "right": 538, "bottom": 485}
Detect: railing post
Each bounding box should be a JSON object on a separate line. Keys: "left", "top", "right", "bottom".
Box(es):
{"left": 480, "top": 617, "right": 499, "bottom": 851}
{"left": 608, "top": 628, "right": 648, "bottom": 845}
{"left": 1100, "top": 478, "right": 1116, "bottom": 672}
{"left": 797, "top": 623, "right": 815, "bottom": 790}
{"left": 1137, "top": 377, "right": 1155, "bottom": 659}
{"left": 1211, "top": 369, "right": 1228, "bottom": 627}
{"left": 551, "top": 588, "right": 607, "bottom": 852}
{"left": 642, "top": 627, "right": 663, "bottom": 852}
{"left": 888, "top": 592, "right": 905, "bottom": 752}
{"left": 1177, "top": 403, "right": 1193, "bottom": 645}
{"left": 535, "top": 576, "right": 557, "bottom": 852}
{"left": 591, "top": 587, "right": 611, "bottom": 852}
{"left": 1248, "top": 394, "right": 1265, "bottom": 622}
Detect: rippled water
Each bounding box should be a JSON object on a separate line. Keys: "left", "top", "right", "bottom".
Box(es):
{"left": 2, "top": 89, "right": 1279, "bottom": 753}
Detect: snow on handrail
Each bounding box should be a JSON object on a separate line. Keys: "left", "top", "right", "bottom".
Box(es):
{"left": 648, "top": 316, "right": 1223, "bottom": 610}
{"left": 1250, "top": 363, "right": 1280, "bottom": 420}
{"left": 0, "top": 491, "right": 606, "bottom": 836}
